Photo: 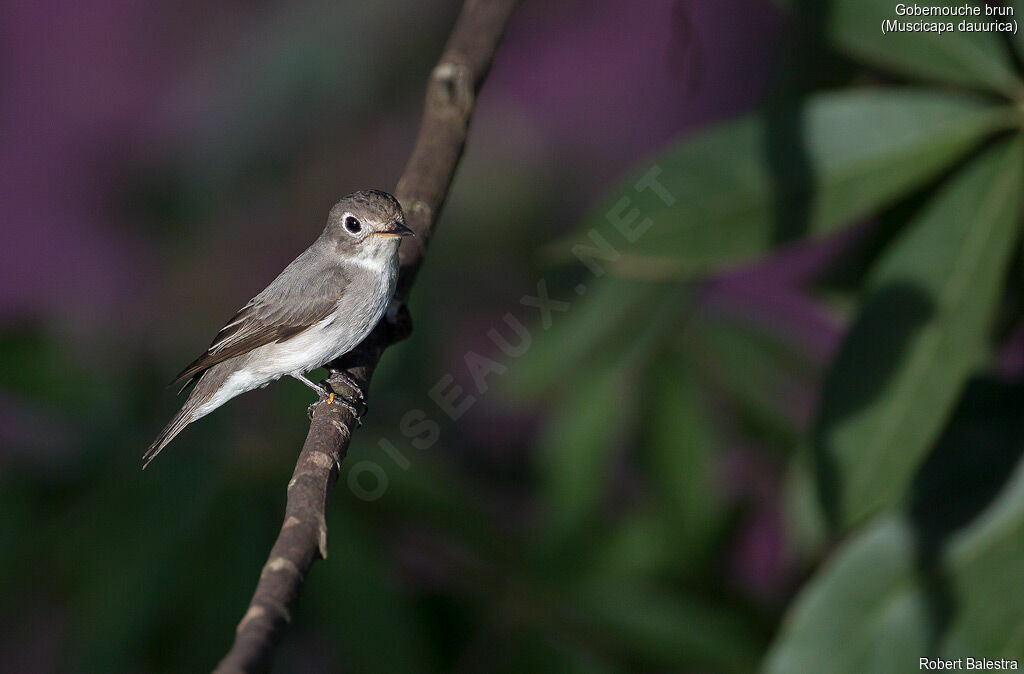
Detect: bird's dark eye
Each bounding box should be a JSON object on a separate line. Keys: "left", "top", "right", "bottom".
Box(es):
{"left": 344, "top": 216, "right": 362, "bottom": 234}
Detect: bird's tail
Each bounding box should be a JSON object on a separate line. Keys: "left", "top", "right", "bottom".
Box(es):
{"left": 145, "top": 364, "right": 234, "bottom": 469}
{"left": 143, "top": 407, "right": 196, "bottom": 469}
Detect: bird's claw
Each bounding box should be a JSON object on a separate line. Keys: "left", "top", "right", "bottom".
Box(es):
{"left": 334, "top": 396, "right": 363, "bottom": 426}
{"left": 307, "top": 390, "right": 336, "bottom": 421}
{"left": 326, "top": 369, "right": 367, "bottom": 409}
{"left": 307, "top": 399, "right": 320, "bottom": 421}
{"left": 307, "top": 394, "right": 364, "bottom": 425}
{"left": 307, "top": 373, "right": 366, "bottom": 425}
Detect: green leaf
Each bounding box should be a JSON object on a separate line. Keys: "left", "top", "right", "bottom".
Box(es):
{"left": 507, "top": 278, "right": 684, "bottom": 395}
{"left": 820, "top": 0, "right": 1022, "bottom": 96}
{"left": 782, "top": 455, "right": 830, "bottom": 559}
{"left": 764, "top": 379, "right": 1024, "bottom": 673}
{"left": 534, "top": 363, "right": 635, "bottom": 542}
{"left": 813, "top": 136, "right": 1024, "bottom": 528}
{"left": 568, "top": 584, "right": 763, "bottom": 674}
{"left": 573, "top": 507, "right": 682, "bottom": 584}
{"left": 691, "top": 315, "right": 818, "bottom": 444}
{"left": 528, "top": 283, "right": 688, "bottom": 546}
{"left": 643, "top": 347, "right": 725, "bottom": 561}
{"left": 551, "top": 90, "right": 1011, "bottom": 277}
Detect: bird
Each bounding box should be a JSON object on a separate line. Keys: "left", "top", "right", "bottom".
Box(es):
{"left": 144, "top": 189, "right": 414, "bottom": 468}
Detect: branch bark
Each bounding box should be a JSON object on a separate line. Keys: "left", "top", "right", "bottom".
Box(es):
{"left": 212, "top": 2, "right": 518, "bottom": 671}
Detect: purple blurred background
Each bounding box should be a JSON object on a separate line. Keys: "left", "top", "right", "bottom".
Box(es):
{"left": 1, "top": 0, "right": 781, "bottom": 325}
{"left": 0, "top": 1, "right": 822, "bottom": 671}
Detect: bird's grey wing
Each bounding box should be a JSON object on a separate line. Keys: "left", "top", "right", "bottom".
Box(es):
{"left": 172, "top": 257, "right": 348, "bottom": 387}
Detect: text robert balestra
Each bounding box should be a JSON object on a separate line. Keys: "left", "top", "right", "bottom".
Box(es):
{"left": 921, "top": 658, "right": 1019, "bottom": 671}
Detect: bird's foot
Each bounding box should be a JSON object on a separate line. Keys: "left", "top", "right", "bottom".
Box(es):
{"left": 326, "top": 369, "right": 367, "bottom": 410}
{"left": 307, "top": 397, "right": 322, "bottom": 421}
{"left": 307, "top": 389, "right": 364, "bottom": 424}
{"left": 306, "top": 369, "right": 366, "bottom": 423}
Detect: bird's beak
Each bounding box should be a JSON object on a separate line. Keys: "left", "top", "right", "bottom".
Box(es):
{"left": 375, "top": 221, "right": 415, "bottom": 238}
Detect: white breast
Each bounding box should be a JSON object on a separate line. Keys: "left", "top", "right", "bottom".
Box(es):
{"left": 195, "top": 244, "right": 400, "bottom": 417}
{"left": 260, "top": 263, "right": 396, "bottom": 375}
{"left": 255, "top": 252, "right": 397, "bottom": 369}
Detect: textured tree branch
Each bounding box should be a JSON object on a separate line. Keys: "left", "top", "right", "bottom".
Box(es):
{"left": 212, "top": 1, "right": 518, "bottom": 672}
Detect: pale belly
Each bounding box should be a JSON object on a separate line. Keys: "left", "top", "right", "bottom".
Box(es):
{"left": 195, "top": 263, "right": 396, "bottom": 417}
{"left": 246, "top": 314, "right": 362, "bottom": 379}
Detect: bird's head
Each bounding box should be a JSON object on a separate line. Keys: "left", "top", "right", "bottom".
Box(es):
{"left": 324, "top": 189, "right": 414, "bottom": 258}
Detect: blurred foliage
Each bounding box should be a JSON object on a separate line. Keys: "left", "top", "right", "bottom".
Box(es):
{"left": 3, "top": 1, "right": 1024, "bottom": 673}
{"left": 548, "top": 90, "right": 1013, "bottom": 276}
{"left": 540, "top": 0, "right": 1024, "bottom": 671}
{"left": 765, "top": 379, "right": 1024, "bottom": 673}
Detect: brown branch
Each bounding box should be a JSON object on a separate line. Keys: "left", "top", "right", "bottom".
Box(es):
{"left": 212, "top": 1, "right": 518, "bottom": 672}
